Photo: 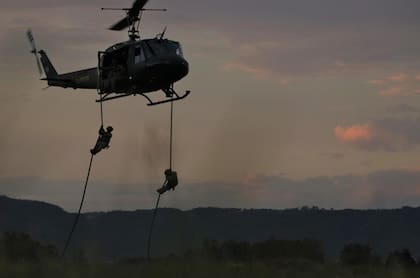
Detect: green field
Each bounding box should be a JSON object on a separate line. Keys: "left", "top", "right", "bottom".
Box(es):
{"left": 1, "top": 259, "right": 420, "bottom": 278}
{"left": 2, "top": 233, "right": 419, "bottom": 277}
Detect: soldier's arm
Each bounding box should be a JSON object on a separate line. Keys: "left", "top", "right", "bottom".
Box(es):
{"left": 99, "top": 126, "right": 105, "bottom": 135}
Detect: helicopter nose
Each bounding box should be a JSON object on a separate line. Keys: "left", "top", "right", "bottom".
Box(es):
{"left": 146, "top": 57, "right": 189, "bottom": 86}
{"left": 170, "top": 56, "right": 189, "bottom": 81}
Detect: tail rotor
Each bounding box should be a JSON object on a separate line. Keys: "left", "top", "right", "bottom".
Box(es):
{"left": 26, "top": 29, "right": 43, "bottom": 76}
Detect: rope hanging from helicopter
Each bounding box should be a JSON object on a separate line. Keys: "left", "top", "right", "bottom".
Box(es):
{"left": 100, "top": 97, "right": 104, "bottom": 126}
{"left": 61, "top": 154, "right": 94, "bottom": 257}
{"left": 147, "top": 93, "right": 178, "bottom": 260}
{"left": 61, "top": 97, "right": 107, "bottom": 257}
{"left": 62, "top": 91, "right": 178, "bottom": 258}
{"left": 62, "top": 70, "right": 111, "bottom": 257}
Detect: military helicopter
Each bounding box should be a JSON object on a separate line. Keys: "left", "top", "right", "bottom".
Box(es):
{"left": 27, "top": 0, "right": 190, "bottom": 106}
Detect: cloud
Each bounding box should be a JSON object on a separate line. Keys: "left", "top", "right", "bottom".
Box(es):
{"left": 224, "top": 62, "right": 272, "bottom": 81}
{"left": 241, "top": 172, "right": 257, "bottom": 186}
{"left": 386, "top": 103, "right": 420, "bottom": 114}
{"left": 380, "top": 86, "right": 420, "bottom": 97}
{"left": 334, "top": 125, "right": 373, "bottom": 144}
{"left": 3, "top": 0, "right": 420, "bottom": 196}
{"left": 335, "top": 113, "right": 420, "bottom": 151}
{"left": 369, "top": 79, "right": 386, "bottom": 85}
{"left": 389, "top": 73, "right": 410, "bottom": 82}
{"left": 3, "top": 0, "right": 420, "bottom": 83}
{"left": 223, "top": 61, "right": 289, "bottom": 85}
{"left": 240, "top": 169, "right": 420, "bottom": 209}
{"left": 6, "top": 168, "right": 420, "bottom": 210}
{"left": 369, "top": 73, "right": 420, "bottom": 97}
{"left": 224, "top": 23, "right": 420, "bottom": 82}
{"left": 334, "top": 123, "right": 393, "bottom": 151}
{"left": 379, "top": 87, "right": 407, "bottom": 97}
{"left": 325, "top": 152, "right": 345, "bottom": 160}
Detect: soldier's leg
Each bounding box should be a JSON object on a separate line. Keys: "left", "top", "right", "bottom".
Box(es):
{"left": 90, "top": 139, "right": 102, "bottom": 155}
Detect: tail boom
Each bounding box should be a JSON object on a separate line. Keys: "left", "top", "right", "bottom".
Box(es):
{"left": 38, "top": 50, "right": 97, "bottom": 89}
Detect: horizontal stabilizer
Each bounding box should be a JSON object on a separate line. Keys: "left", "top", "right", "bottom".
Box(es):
{"left": 41, "top": 77, "right": 72, "bottom": 82}
{"left": 41, "top": 76, "right": 75, "bottom": 88}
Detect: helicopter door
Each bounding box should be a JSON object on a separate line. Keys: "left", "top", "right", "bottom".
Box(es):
{"left": 100, "top": 53, "right": 111, "bottom": 79}
{"left": 111, "top": 47, "right": 129, "bottom": 77}
{"left": 100, "top": 47, "right": 129, "bottom": 92}
{"left": 100, "top": 49, "right": 128, "bottom": 78}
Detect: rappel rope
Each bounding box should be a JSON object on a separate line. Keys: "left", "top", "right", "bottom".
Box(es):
{"left": 98, "top": 58, "right": 105, "bottom": 127}
{"left": 62, "top": 99, "right": 104, "bottom": 257}
{"left": 100, "top": 98, "right": 104, "bottom": 126}
{"left": 61, "top": 89, "right": 176, "bottom": 259}
{"left": 146, "top": 184, "right": 162, "bottom": 259}
{"left": 146, "top": 97, "right": 174, "bottom": 260}
{"left": 61, "top": 154, "right": 94, "bottom": 257}
{"left": 169, "top": 94, "right": 174, "bottom": 170}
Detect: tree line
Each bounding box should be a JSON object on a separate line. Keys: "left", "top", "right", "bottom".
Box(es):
{"left": 184, "top": 238, "right": 325, "bottom": 263}
{"left": 1, "top": 231, "right": 418, "bottom": 267}
{"left": 0, "top": 232, "right": 57, "bottom": 262}
{"left": 183, "top": 239, "right": 418, "bottom": 267}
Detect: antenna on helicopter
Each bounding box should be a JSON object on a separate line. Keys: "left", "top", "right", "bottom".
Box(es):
{"left": 26, "top": 29, "right": 43, "bottom": 76}
{"left": 157, "top": 26, "right": 167, "bottom": 40}
{"left": 101, "top": 0, "right": 166, "bottom": 40}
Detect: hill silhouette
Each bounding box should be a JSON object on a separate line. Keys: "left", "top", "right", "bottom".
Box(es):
{"left": 1, "top": 195, "right": 419, "bottom": 260}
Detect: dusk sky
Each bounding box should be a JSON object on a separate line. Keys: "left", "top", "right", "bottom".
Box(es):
{"left": 1, "top": 0, "right": 420, "bottom": 211}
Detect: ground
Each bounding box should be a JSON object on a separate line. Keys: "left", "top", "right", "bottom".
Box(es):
{"left": 1, "top": 259, "right": 420, "bottom": 278}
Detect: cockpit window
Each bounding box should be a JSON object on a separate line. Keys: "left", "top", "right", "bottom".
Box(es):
{"left": 140, "top": 39, "right": 184, "bottom": 58}
{"left": 141, "top": 41, "right": 153, "bottom": 59}
{"left": 165, "top": 40, "right": 184, "bottom": 57}
{"left": 148, "top": 40, "right": 167, "bottom": 55}
{"left": 175, "top": 44, "right": 183, "bottom": 57}
{"left": 134, "top": 45, "right": 145, "bottom": 64}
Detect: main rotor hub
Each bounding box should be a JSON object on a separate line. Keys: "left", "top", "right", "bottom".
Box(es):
{"left": 102, "top": 0, "right": 166, "bottom": 40}
{"left": 128, "top": 24, "right": 140, "bottom": 41}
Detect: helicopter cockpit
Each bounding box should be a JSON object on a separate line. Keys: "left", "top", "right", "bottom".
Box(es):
{"left": 135, "top": 39, "right": 184, "bottom": 61}
{"left": 155, "top": 39, "right": 184, "bottom": 57}
{"left": 101, "top": 39, "right": 183, "bottom": 68}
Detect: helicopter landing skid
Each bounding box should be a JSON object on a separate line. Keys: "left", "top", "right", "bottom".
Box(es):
{"left": 95, "top": 89, "right": 190, "bottom": 106}
{"left": 145, "top": 88, "right": 190, "bottom": 106}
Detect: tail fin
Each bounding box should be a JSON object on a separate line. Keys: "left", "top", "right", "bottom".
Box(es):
{"left": 39, "top": 50, "right": 58, "bottom": 78}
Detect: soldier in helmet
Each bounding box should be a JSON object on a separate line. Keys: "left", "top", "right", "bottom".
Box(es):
{"left": 157, "top": 169, "right": 178, "bottom": 194}
{"left": 90, "top": 125, "right": 114, "bottom": 155}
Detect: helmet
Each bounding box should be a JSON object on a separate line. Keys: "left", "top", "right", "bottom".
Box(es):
{"left": 107, "top": 126, "right": 114, "bottom": 132}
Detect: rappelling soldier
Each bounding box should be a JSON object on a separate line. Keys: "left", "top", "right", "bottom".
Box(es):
{"left": 90, "top": 125, "right": 114, "bottom": 155}
{"left": 157, "top": 169, "right": 178, "bottom": 194}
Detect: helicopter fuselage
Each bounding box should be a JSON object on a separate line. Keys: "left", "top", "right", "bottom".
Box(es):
{"left": 41, "top": 38, "right": 189, "bottom": 96}
{"left": 99, "top": 38, "right": 189, "bottom": 94}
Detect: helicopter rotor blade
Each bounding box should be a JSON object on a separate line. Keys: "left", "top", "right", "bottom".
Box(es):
{"left": 130, "top": 0, "right": 149, "bottom": 17}
{"left": 107, "top": 0, "right": 149, "bottom": 31}
{"left": 26, "top": 29, "right": 43, "bottom": 76}
{"left": 109, "top": 16, "right": 132, "bottom": 31}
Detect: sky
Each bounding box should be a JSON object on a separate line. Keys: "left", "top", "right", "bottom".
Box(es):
{"left": 1, "top": 0, "right": 420, "bottom": 211}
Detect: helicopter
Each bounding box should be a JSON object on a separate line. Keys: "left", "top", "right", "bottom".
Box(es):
{"left": 27, "top": 0, "right": 190, "bottom": 106}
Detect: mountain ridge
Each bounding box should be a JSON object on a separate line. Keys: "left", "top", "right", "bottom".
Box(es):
{"left": 1, "top": 195, "right": 420, "bottom": 260}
